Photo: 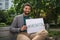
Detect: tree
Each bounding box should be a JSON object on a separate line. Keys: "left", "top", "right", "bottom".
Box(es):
{"left": 13, "top": 0, "right": 57, "bottom": 24}
{"left": 0, "top": 10, "right": 8, "bottom": 23}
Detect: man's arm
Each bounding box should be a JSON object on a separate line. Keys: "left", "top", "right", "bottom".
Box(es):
{"left": 10, "top": 16, "right": 21, "bottom": 33}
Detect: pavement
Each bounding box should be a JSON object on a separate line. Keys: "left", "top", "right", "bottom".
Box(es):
{"left": 49, "top": 28, "right": 60, "bottom": 31}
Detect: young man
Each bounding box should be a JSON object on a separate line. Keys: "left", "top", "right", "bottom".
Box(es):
{"left": 10, "top": 3, "right": 48, "bottom": 40}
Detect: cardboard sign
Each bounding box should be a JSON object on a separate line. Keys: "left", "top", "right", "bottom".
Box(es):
{"left": 26, "top": 18, "right": 45, "bottom": 34}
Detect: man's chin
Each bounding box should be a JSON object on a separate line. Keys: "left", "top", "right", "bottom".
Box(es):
{"left": 25, "top": 13, "right": 29, "bottom": 15}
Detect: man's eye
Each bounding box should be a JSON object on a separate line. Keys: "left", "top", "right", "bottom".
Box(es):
{"left": 25, "top": 8, "right": 27, "bottom": 9}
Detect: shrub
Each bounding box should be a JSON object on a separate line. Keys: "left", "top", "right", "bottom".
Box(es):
{"left": 6, "top": 17, "right": 14, "bottom": 25}
{"left": 49, "top": 31, "right": 60, "bottom": 37}
{"left": 0, "top": 10, "right": 8, "bottom": 23}
{"left": 0, "top": 23, "right": 7, "bottom": 27}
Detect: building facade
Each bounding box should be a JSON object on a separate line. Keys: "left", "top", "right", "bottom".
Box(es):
{"left": 0, "top": 0, "right": 13, "bottom": 10}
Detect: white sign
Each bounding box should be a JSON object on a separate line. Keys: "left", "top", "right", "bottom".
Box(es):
{"left": 26, "top": 18, "right": 45, "bottom": 34}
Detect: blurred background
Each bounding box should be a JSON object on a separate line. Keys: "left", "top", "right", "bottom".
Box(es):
{"left": 0, "top": 0, "right": 60, "bottom": 40}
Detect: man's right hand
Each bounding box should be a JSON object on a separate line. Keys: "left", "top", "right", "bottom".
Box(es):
{"left": 21, "top": 25, "right": 27, "bottom": 31}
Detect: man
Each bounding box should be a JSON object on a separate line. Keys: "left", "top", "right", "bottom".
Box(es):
{"left": 10, "top": 3, "right": 48, "bottom": 40}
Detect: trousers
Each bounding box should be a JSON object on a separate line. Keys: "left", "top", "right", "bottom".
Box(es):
{"left": 17, "top": 30, "right": 48, "bottom": 40}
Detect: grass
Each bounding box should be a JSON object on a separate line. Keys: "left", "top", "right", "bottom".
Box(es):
{"left": 0, "top": 23, "right": 8, "bottom": 27}
{"left": 48, "top": 31, "right": 60, "bottom": 37}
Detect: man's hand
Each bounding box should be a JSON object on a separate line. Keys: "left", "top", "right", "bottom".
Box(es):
{"left": 21, "top": 25, "right": 27, "bottom": 31}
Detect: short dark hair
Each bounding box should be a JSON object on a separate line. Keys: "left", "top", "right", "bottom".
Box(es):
{"left": 23, "top": 3, "right": 32, "bottom": 9}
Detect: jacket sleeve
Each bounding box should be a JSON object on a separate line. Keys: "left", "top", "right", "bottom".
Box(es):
{"left": 9, "top": 16, "right": 21, "bottom": 33}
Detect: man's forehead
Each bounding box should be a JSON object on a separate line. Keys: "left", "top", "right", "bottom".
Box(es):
{"left": 24, "top": 6, "right": 31, "bottom": 8}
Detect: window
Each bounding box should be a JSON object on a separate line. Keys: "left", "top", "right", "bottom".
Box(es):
{"left": 5, "top": 6, "right": 8, "bottom": 9}
{"left": 5, "top": 2, "right": 9, "bottom": 9}
{"left": 0, "top": 0, "right": 2, "bottom": 2}
{"left": 0, "top": 7, "right": 2, "bottom": 10}
{"left": 5, "top": 2, "right": 9, "bottom": 5}
{"left": 5, "top": 0, "right": 9, "bottom": 1}
{"left": 0, "top": 3, "right": 2, "bottom": 5}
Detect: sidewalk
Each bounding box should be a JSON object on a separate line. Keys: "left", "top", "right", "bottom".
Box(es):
{"left": 49, "top": 28, "right": 60, "bottom": 31}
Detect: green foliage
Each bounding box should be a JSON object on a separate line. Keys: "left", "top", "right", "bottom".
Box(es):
{"left": 6, "top": 17, "right": 14, "bottom": 25}
{"left": 7, "top": 7, "right": 16, "bottom": 16}
{"left": 13, "top": 0, "right": 58, "bottom": 24}
{"left": 5, "top": 7, "right": 16, "bottom": 25}
{"left": 0, "top": 7, "right": 16, "bottom": 25}
{"left": 0, "top": 23, "right": 7, "bottom": 27}
{"left": 49, "top": 31, "right": 60, "bottom": 37}
{"left": 57, "top": 16, "right": 60, "bottom": 24}
{"left": 0, "top": 0, "right": 60, "bottom": 26}
{"left": 0, "top": 10, "right": 8, "bottom": 23}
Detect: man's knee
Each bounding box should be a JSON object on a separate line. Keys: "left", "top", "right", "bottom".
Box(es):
{"left": 42, "top": 30, "right": 48, "bottom": 37}
{"left": 32, "top": 30, "right": 48, "bottom": 40}
{"left": 36, "top": 30, "right": 48, "bottom": 37}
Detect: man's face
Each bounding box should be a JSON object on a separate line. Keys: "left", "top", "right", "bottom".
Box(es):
{"left": 23, "top": 6, "right": 31, "bottom": 15}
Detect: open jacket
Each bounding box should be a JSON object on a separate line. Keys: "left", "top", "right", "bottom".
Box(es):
{"left": 10, "top": 14, "right": 31, "bottom": 33}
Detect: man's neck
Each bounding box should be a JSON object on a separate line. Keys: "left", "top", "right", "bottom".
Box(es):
{"left": 23, "top": 13, "right": 29, "bottom": 16}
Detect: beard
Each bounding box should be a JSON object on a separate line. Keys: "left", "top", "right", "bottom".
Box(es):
{"left": 24, "top": 11, "right": 30, "bottom": 15}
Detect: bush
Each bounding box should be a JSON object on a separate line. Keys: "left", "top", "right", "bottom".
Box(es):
{"left": 6, "top": 17, "right": 14, "bottom": 25}
{"left": 0, "top": 23, "right": 7, "bottom": 27}
{"left": 0, "top": 10, "right": 8, "bottom": 23}
{"left": 49, "top": 31, "right": 60, "bottom": 37}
